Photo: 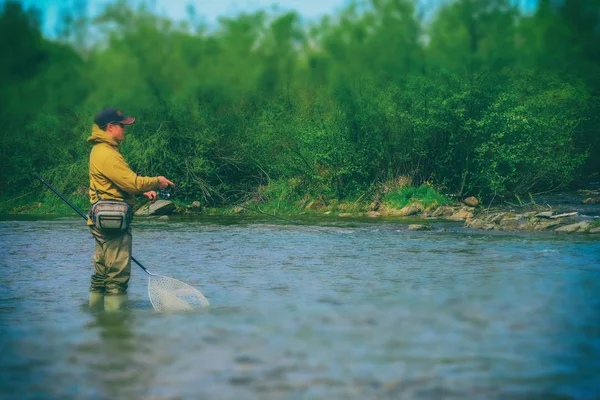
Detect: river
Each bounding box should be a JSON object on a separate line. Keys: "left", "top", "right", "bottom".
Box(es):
{"left": 1, "top": 216, "right": 599, "bottom": 399}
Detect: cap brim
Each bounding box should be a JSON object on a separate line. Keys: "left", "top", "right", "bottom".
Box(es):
{"left": 121, "top": 117, "right": 135, "bottom": 124}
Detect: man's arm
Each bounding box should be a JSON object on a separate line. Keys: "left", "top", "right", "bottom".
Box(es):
{"left": 101, "top": 156, "right": 160, "bottom": 194}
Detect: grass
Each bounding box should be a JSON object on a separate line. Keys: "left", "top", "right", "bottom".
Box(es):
{"left": 248, "top": 179, "right": 305, "bottom": 215}
{"left": 383, "top": 185, "right": 451, "bottom": 209}
{"left": 0, "top": 191, "right": 89, "bottom": 216}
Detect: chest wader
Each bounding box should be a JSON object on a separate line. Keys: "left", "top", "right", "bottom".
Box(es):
{"left": 88, "top": 187, "right": 133, "bottom": 311}
{"left": 89, "top": 224, "right": 132, "bottom": 310}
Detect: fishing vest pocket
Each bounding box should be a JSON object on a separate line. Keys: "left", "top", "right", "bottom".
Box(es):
{"left": 90, "top": 200, "right": 133, "bottom": 231}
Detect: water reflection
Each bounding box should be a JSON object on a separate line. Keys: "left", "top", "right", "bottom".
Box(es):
{"left": 75, "top": 310, "right": 154, "bottom": 399}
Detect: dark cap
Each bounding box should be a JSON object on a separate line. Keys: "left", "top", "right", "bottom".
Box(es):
{"left": 94, "top": 107, "right": 135, "bottom": 128}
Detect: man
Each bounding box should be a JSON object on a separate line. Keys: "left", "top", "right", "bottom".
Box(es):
{"left": 87, "top": 107, "right": 174, "bottom": 311}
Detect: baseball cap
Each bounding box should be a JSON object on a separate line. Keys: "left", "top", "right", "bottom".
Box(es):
{"left": 94, "top": 107, "right": 135, "bottom": 128}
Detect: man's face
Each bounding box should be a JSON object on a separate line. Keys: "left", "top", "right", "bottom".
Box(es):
{"left": 106, "top": 123, "right": 127, "bottom": 142}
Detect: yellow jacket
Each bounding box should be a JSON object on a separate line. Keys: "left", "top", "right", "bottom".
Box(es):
{"left": 88, "top": 124, "right": 159, "bottom": 207}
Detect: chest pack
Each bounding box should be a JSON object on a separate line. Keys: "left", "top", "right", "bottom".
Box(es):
{"left": 90, "top": 187, "right": 132, "bottom": 231}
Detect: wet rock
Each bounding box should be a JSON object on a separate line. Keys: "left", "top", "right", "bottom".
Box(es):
{"left": 535, "top": 211, "right": 554, "bottom": 218}
{"left": 430, "top": 206, "right": 455, "bottom": 217}
{"left": 463, "top": 196, "right": 479, "bottom": 207}
{"left": 531, "top": 219, "right": 563, "bottom": 231}
{"left": 582, "top": 197, "right": 600, "bottom": 204}
{"left": 554, "top": 221, "right": 590, "bottom": 232}
{"left": 398, "top": 203, "right": 424, "bottom": 216}
{"left": 499, "top": 217, "right": 525, "bottom": 230}
{"left": 408, "top": 224, "right": 432, "bottom": 231}
{"left": 135, "top": 199, "right": 175, "bottom": 216}
{"left": 447, "top": 210, "right": 473, "bottom": 221}
{"left": 554, "top": 221, "right": 589, "bottom": 232}
{"left": 466, "top": 219, "right": 495, "bottom": 230}
{"left": 488, "top": 212, "right": 512, "bottom": 223}
{"left": 550, "top": 212, "right": 578, "bottom": 219}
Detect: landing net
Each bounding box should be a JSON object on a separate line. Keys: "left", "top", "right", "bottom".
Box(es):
{"left": 148, "top": 274, "right": 210, "bottom": 312}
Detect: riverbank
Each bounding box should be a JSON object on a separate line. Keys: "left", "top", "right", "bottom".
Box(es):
{"left": 3, "top": 187, "right": 599, "bottom": 234}
{"left": 159, "top": 190, "right": 600, "bottom": 234}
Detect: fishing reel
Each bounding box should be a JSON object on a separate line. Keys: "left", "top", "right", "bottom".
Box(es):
{"left": 157, "top": 188, "right": 171, "bottom": 199}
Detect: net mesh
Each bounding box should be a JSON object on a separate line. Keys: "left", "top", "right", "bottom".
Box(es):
{"left": 148, "top": 274, "right": 209, "bottom": 312}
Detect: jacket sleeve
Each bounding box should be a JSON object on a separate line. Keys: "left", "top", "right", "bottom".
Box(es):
{"left": 101, "top": 154, "right": 160, "bottom": 194}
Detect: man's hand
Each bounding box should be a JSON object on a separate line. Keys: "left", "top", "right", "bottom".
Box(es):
{"left": 158, "top": 176, "right": 175, "bottom": 189}
{"left": 143, "top": 190, "right": 157, "bottom": 203}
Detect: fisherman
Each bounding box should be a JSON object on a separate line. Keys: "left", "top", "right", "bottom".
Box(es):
{"left": 87, "top": 107, "right": 174, "bottom": 311}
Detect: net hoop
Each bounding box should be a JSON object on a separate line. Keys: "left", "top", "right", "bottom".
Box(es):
{"left": 147, "top": 274, "right": 210, "bottom": 312}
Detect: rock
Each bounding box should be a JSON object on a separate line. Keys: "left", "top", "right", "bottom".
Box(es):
{"left": 550, "top": 212, "right": 578, "bottom": 219}
{"left": 191, "top": 200, "right": 201, "bottom": 210}
{"left": 554, "top": 221, "right": 589, "bottom": 232}
{"left": 467, "top": 219, "right": 495, "bottom": 230}
{"left": 466, "top": 219, "right": 490, "bottom": 229}
{"left": 499, "top": 217, "right": 524, "bottom": 230}
{"left": 367, "top": 211, "right": 381, "bottom": 217}
{"left": 582, "top": 197, "right": 600, "bottom": 204}
{"left": 233, "top": 206, "right": 244, "bottom": 214}
{"left": 532, "top": 220, "right": 563, "bottom": 231}
{"left": 159, "top": 215, "right": 169, "bottom": 220}
{"left": 398, "top": 203, "right": 424, "bottom": 216}
{"left": 338, "top": 213, "right": 353, "bottom": 217}
{"left": 135, "top": 200, "right": 175, "bottom": 216}
{"left": 447, "top": 210, "right": 473, "bottom": 221}
{"left": 324, "top": 211, "right": 332, "bottom": 215}
{"left": 463, "top": 196, "right": 479, "bottom": 207}
{"left": 535, "top": 211, "right": 554, "bottom": 218}
{"left": 590, "top": 227, "right": 600, "bottom": 233}
{"left": 408, "top": 224, "right": 432, "bottom": 231}
{"left": 488, "top": 212, "right": 512, "bottom": 223}
{"left": 430, "top": 206, "right": 454, "bottom": 217}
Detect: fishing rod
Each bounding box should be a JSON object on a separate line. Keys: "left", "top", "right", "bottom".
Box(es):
{"left": 34, "top": 172, "right": 153, "bottom": 275}
{"left": 34, "top": 172, "right": 209, "bottom": 311}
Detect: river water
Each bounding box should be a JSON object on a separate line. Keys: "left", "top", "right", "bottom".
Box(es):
{"left": 0, "top": 216, "right": 599, "bottom": 399}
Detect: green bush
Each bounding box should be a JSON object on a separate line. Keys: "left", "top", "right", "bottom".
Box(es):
{"left": 383, "top": 185, "right": 451, "bottom": 209}
{"left": 1, "top": 0, "right": 598, "bottom": 210}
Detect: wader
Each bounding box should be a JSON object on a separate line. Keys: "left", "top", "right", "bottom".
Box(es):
{"left": 89, "top": 226, "right": 132, "bottom": 295}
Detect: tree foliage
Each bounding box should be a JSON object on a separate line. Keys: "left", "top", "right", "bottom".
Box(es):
{"left": 1, "top": 0, "right": 598, "bottom": 204}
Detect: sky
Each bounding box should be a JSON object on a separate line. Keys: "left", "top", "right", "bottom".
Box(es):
{"left": 19, "top": 0, "right": 351, "bottom": 37}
